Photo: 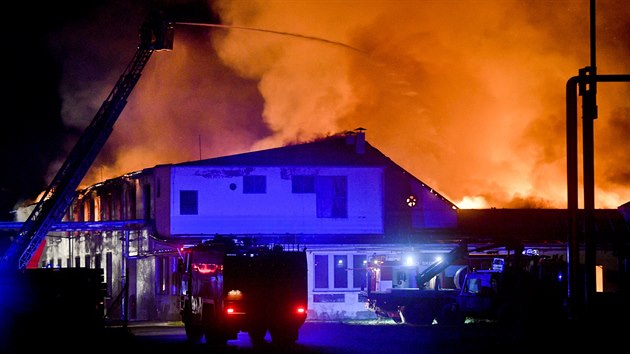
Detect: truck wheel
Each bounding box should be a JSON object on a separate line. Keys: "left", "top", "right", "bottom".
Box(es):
{"left": 183, "top": 304, "right": 203, "bottom": 342}
{"left": 184, "top": 322, "right": 203, "bottom": 343}
{"left": 497, "top": 302, "right": 527, "bottom": 327}
{"left": 270, "top": 326, "right": 298, "bottom": 345}
{"left": 204, "top": 330, "right": 228, "bottom": 346}
{"left": 436, "top": 303, "right": 464, "bottom": 326}
{"left": 202, "top": 304, "right": 228, "bottom": 346}
{"left": 400, "top": 304, "right": 435, "bottom": 326}
{"left": 248, "top": 326, "right": 267, "bottom": 347}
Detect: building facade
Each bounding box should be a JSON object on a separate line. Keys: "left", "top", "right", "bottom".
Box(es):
{"left": 24, "top": 130, "right": 630, "bottom": 323}
{"left": 36, "top": 130, "right": 461, "bottom": 322}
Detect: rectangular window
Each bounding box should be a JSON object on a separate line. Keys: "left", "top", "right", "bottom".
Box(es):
{"left": 170, "top": 256, "right": 179, "bottom": 295}
{"left": 143, "top": 184, "right": 151, "bottom": 220}
{"left": 95, "top": 254, "right": 102, "bottom": 269}
{"left": 75, "top": 256, "right": 81, "bottom": 268}
{"left": 106, "top": 252, "right": 113, "bottom": 297}
{"left": 156, "top": 256, "right": 169, "bottom": 295}
{"left": 314, "top": 255, "right": 328, "bottom": 289}
{"left": 85, "top": 255, "right": 91, "bottom": 269}
{"left": 292, "top": 175, "right": 315, "bottom": 193}
{"left": 57, "top": 258, "right": 62, "bottom": 268}
{"left": 243, "top": 175, "right": 266, "bottom": 193}
{"left": 353, "top": 255, "right": 367, "bottom": 289}
{"left": 179, "top": 190, "right": 198, "bottom": 215}
{"left": 334, "top": 255, "right": 348, "bottom": 288}
{"left": 316, "top": 176, "right": 348, "bottom": 218}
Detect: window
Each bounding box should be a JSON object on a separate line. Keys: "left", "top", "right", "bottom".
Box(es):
{"left": 314, "top": 253, "right": 362, "bottom": 290}
{"left": 334, "top": 255, "right": 348, "bottom": 288}
{"left": 95, "top": 254, "right": 102, "bottom": 269}
{"left": 353, "top": 255, "right": 367, "bottom": 289}
{"left": 75, "top": 256, "right": 81, "bottom": 268}
{"left": 243, "top": 175, "right": 266, "bottom": 193}
{"left": 292, "top": 175, "right": 315, "bottom": 193}
{"left": 316, "top": 176, "right": 347, "bottom": 218}
{"left": 143, "top": 184, "right": 151, "bottom": 220}
{"left": 85, "top": 255, "right": 91, "bottom": 268}
{"left": 156, "top": 256, "right": 169, "bottom": 295}
{"left": 89, "top": 199, "right": 95, "bottom": 221}
{"left": 180, "top": 190, "right": 198, "bottom": 215}
{"left": 106, "top": 252, "right": 113, "bottom": 297}
{"left": 314, "top": 255, "right": 328, "bottom": 288}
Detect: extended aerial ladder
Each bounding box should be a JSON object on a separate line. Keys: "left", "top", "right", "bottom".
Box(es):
{"left": 0, "top": 13, "right": 174, "bottom": 270}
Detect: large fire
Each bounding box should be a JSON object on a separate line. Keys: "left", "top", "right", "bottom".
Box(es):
{"left": 55, "top": 0, "right": 629, "bottom": 209}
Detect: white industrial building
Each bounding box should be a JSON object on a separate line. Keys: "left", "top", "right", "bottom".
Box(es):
{"left": 20, "top": 129, "right": 628, "bottom": 323}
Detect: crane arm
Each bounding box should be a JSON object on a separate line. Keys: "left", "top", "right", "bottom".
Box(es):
{"left": 1, "top": 14, "right": 173, "bottom": 270}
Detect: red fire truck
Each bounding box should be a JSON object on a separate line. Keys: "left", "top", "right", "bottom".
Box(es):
{"left": 176, "top": 237, "right": 308, "bottom": 346}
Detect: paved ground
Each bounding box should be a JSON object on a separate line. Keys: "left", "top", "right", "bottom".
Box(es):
{"left": 97, "top": 317, "right": 627, "bottom": 354}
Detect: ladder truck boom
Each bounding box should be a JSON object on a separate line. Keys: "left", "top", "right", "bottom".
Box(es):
{"left": 0, "top": 13, "right": 174, "bottom": 270}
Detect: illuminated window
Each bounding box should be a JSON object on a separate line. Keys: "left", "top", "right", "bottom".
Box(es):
{"left": 406, "top": 195, "right": 417, "bottom": 207}
{"left": 156, "top": 256, "right": 170, "bottom": 295}
{"left": 179, "top": 190, "right": 198, "bottom": 215}
{"left": 353, "top": 255, "right": 367, "bottom": 289}
{"left": 334, "top": 255, "right": 348, "bottom": 288}
{"left": 596, "top": 265, "right": 604, "bottom": 292}
{"left": 243, "top": 175, "right": 266, "bottom": 194}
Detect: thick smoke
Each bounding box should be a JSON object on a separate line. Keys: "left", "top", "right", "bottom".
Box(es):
{"left": 9, "top": 0, "right": 629, "bottom": 215}
{"left": 206, "top": 0, "right": 630, "bottom": 208}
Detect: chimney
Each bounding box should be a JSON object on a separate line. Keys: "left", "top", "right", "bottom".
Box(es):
{"left": 345, "top": 130, "right": 356, "bottom": 145}
{"left": 354, "top": 127, "right": 366, "bottom": 154}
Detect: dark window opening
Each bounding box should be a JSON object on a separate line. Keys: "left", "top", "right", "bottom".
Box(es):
{"left": 106, "top": 252, "right": 113, "bottom": 297}
{"left": 292, "top": 175, "right": 315, "bottom": 193}
{"left": 143, "top": 184, "right": 151, "bottom": 220}
{"left": 314, "top": 255, "right": 328, "bottom": 288}
{"left": 243, "top": 175, "right": 266, "bottom": 194}
{"left": 180, "top": 190, "right": 198, "bottom": 215}
{"left": 316, "top": 176, "right": 348, "bottom": 218}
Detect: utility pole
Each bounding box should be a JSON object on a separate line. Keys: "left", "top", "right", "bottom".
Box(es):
{"left": 566, "top": 0, "right": 630, "bottom": 320}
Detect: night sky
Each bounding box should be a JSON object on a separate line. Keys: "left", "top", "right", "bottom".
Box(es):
{"left": 2, "top": 1, "right": 629, "bottom": 222}
{"left": 0, "top": 0, "right": 240, "bottom": 221}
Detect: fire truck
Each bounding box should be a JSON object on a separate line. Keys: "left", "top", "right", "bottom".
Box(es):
{"left": 0, "top": 12, "right": 173, "bottom": 350}
{"left": 363, "top": 241, "right": 568, "bottom": 327}
{"left": 176, "top": 237, "right": 308, "bottom": 346}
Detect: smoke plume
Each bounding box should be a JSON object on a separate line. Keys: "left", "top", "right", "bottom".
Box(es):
{"left": 13, "top": 0, "right": 630, "bottom": 213}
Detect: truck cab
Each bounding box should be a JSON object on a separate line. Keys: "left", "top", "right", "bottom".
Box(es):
{"left": 456, "top": 269, "right": 501, "bottom": 319}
